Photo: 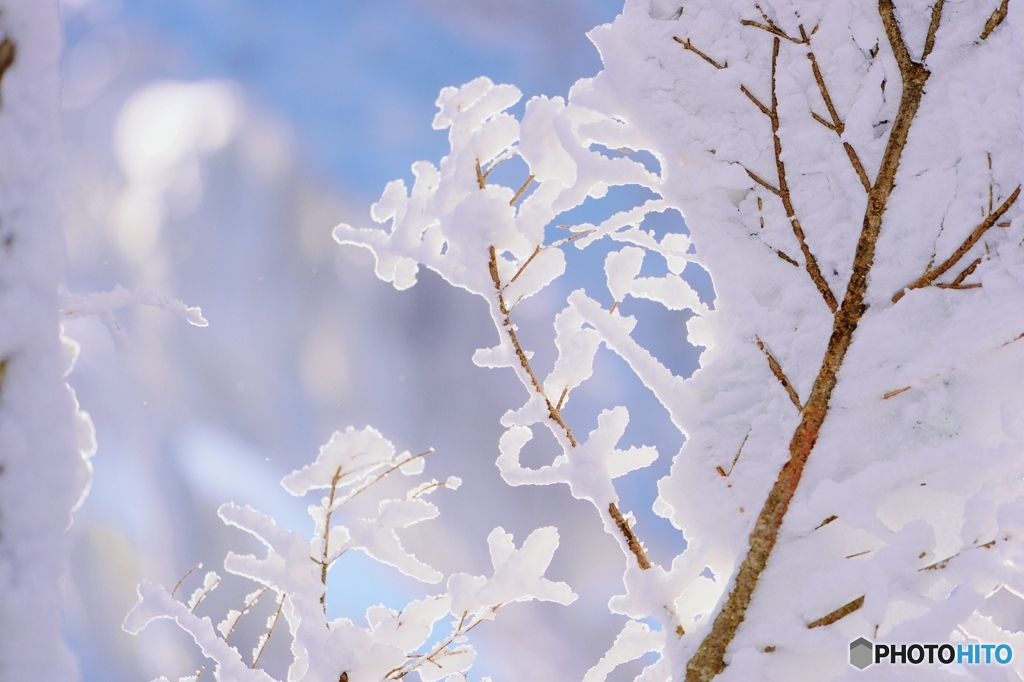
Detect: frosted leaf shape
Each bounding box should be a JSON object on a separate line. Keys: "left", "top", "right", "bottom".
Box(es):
{"left": 124, "top": 582, "right": 276, "bottom": 682}
{"left": 519, "top": 96, "right": 577, "bottom": 185}
{"left": 478, "top": 527, "right": 576, "bottom": 609}
{"left": 582, "top": 620, "right": 664, "bottom": 682}
{"left": 281, "top": 426, "right": 396, "bottom": 496}
{"left": 605, "top": 246, "right": 646, "bottom": 303}
{"left": 417, "top": 646, "right": 476, "bottom": 682}
{"left": 348, "top": 497, "right": 444, "bottom": 583}
{"left": 366, "top": 595, "right": 451, "bottom": 651}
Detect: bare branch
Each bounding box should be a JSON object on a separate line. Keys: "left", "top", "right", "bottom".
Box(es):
{"left": 803, "top": 34, "right": 872, "bottom": 192}
{"left": 251, "top": 592, "right": 285, "bottom": 669}
{"left": 809, "top": 111, "right": 836, "bottom": 131}
{"left": 609, "top": 502, "right": 652, "bottom": 570}
{"left": 981, "top": 0, "right": 1011, "bottom": 40}
{"left": 512, "top": 173, "right": 536, "bottom": 204}
{"left": 739, "top": 85, "right": 772, "bottom": 118}
{"left": 882, "top": 386, "right": 911, "bottom": 399}
{"left": 922, "top": 0, "right": 945, "bottom": 62}
{"left": 716, "top": 432, "right": 750, "bottom": 477}
{"left": 879, "top": 0, "right": 917, "bottom": 75}
{"left": 171, "top": 563, "right": 202, "bottom": 598}
{"left": 686, "top": 3, "right": 941, "bottom": 677}
{"left": 489, "top": 247, "right": 654, "bottom": 571}
{"left": 740, "top": 19, "right": 804, "bottom": 44}
{"left": 740, "top": 38, "right": 839, "bottom": 312}
{"left": 509, "top": 174, "right": 535, "bottom": 206}
{"left": 807, "top": 595, "right": 865, "bottom": 628}
{"left": 475, "top": 158, "right": 486, "bottom": 189}
{"left": 951, "top": 256, "right": 982, "bottom": 286}
{"left": 776, "top": 250, "right": 799, "bottom": 267}
{"left": 814, "top": 515, "right": 838, "bottom": 530}
{"left": 920, "top": 540, "right": 996, "bottom": 571}
{"left": 757, "top": 337, "right": 802, "bottom": 409}
{"left": 674, "top": 36, "right": 728, "bottom": 69}
{"left": 509, "top": 245, "right": 541, "bottom": 284}
{"left": 743, "top": 167, "right": 781, "bottom": 196}
{"left": 894, "top": 186, "right": 1020, "bottom": 302}
{"left": 935, "top": 282, "right": 982, "bottom": 290}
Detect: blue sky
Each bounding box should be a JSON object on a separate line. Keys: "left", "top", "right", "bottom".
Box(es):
{"left": 71, "top": 0, "right": 623, "bottom": 199}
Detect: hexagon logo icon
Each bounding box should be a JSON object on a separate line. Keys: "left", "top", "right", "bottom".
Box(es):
{"left": 850, "top": 637, "right": 873, "bottom": 670}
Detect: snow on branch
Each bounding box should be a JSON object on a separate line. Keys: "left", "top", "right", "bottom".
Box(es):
{"left": 334, "top": 0, "right": 1024, "bottom": 679}
{"left": 61, "top": 285, "right": 207, "bottom": 350}
{"left": 126, "top": 426, "right": 574, "bottom": 681}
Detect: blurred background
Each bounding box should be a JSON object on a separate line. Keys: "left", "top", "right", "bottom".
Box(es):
{"left": 57, "top": 0, "right": 703, "bottom": 679}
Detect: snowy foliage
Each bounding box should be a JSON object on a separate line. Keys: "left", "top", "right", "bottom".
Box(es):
{"left": 125, "top": 426, "right": 576, "bottom": 681}
{"left": 334, "top": 0, "right": 1024, "bottom": 680}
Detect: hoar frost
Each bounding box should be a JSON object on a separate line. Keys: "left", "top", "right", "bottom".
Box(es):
{"left": 335, "top": 0, "right": 1024, "bottom": 679}
{"left": 125, "top": 426, "right": 575, "bottom": 681}
{"left": 129, "top": 0, "right": 1024, "bottom": 680}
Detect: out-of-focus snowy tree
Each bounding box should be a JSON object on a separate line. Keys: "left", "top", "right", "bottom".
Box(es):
{"left": 0, "top": 2, "right": 94, "bottom": 680}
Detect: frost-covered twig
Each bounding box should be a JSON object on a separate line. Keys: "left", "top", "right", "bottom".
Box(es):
{"left": 893, "top": 185, "right": 1020, "bottom": 302}
{"left": 672, "top": 36, "right": 727, "bottom": 70}
{"left": 128, "top": 426, "right": 573, "bottom": 681}
{"left": 488, "top": 245, "right": 655, "bottom": 571}
{"left": 61, "top": 285, "right": 207, "bottom": 350}
{"left": 805, "top": 595, "right": 864, "bottom": 629}
{"left": 685, "top": 3, "right": 947, "bottom": 679}
{"left": 736, "top": 35, "right": 838, "bottom": 312}
{"left": 755, "top": 336, "right": 801, "bottom": 409}
{"left": 800, "top": 25, "right": 872, "bottom": 192}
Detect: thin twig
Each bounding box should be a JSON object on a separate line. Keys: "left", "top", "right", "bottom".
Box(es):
{"left": 743, "top": 166, "right": 780, "bottom": 195}
{"left": 739, "top": 86, "right": 772, "bottom": 119}
{"left": 814, "top": 515, "right": 838, "bottom": 530}
{"left": 807, "top": 595, "right": 865, "bottom": 628}
{"left": 673, "top": 36, "right": 728, "bottom": 69}
{"left": 221, "top": 586, "right": 271, "bottom": 643}
{"left": 882, "top": 386, "right": 911, "bottom": 399}
{"left": 894, "top": 185, "right": 1020, "bottom": 302}
{"left": 171, "top": 563, "right": 202, "bottom": 598}
{"left": 609, "top": 503, "right": 652, "bottom": 570}
{"left": 509, "top": 174, "right": 535, "bottom": 206}
{"left": 251, "top": 592, "right": 285, "bottom": 669}
{"left": 919, "top": 540, "right": 996, "bottom": 571}
{"left": 716, "top": 432, "right": 750, "bottom": 477}
{"left": 935, "top": 282, "right": 982, "bottom": 290}
{"left": 740, "top": 37, "right": 839, "bottom": 312}
{"left": 319, "top": 467, "right": 344, "bottom": 610}
{"left": 981, "top": 0, "right": 1011, "bottom": 40}
{"left": 801, "top": 25, "right": 872, "bottom": 192}
{"left": 776, "top": 250, "right": 799, "bottom": 267}
{"left": 740, "top": 19, "right": 804, "bottom": 44}
{"left": 922, "top": 0, "right": 945, "bottom": 62}
{"left": 757, "top": 337, "right": 802, "bottom": 409}
{"left": 951, "top": 256, "right": 982, "bottom": 286}
{"left": 686, "top": 4, "right": 943, "bottom": 678}
{"left": 335, "top": 449, "right": 434, "bottom": 511}
{"left": 489, "top": 246, "right": 654, "bottom": 571}
{"left": 509, "top": 245, "right": 542, "bottom": 284}
{"left": 475, "top": 159, "right": 486, "bottom": 190}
